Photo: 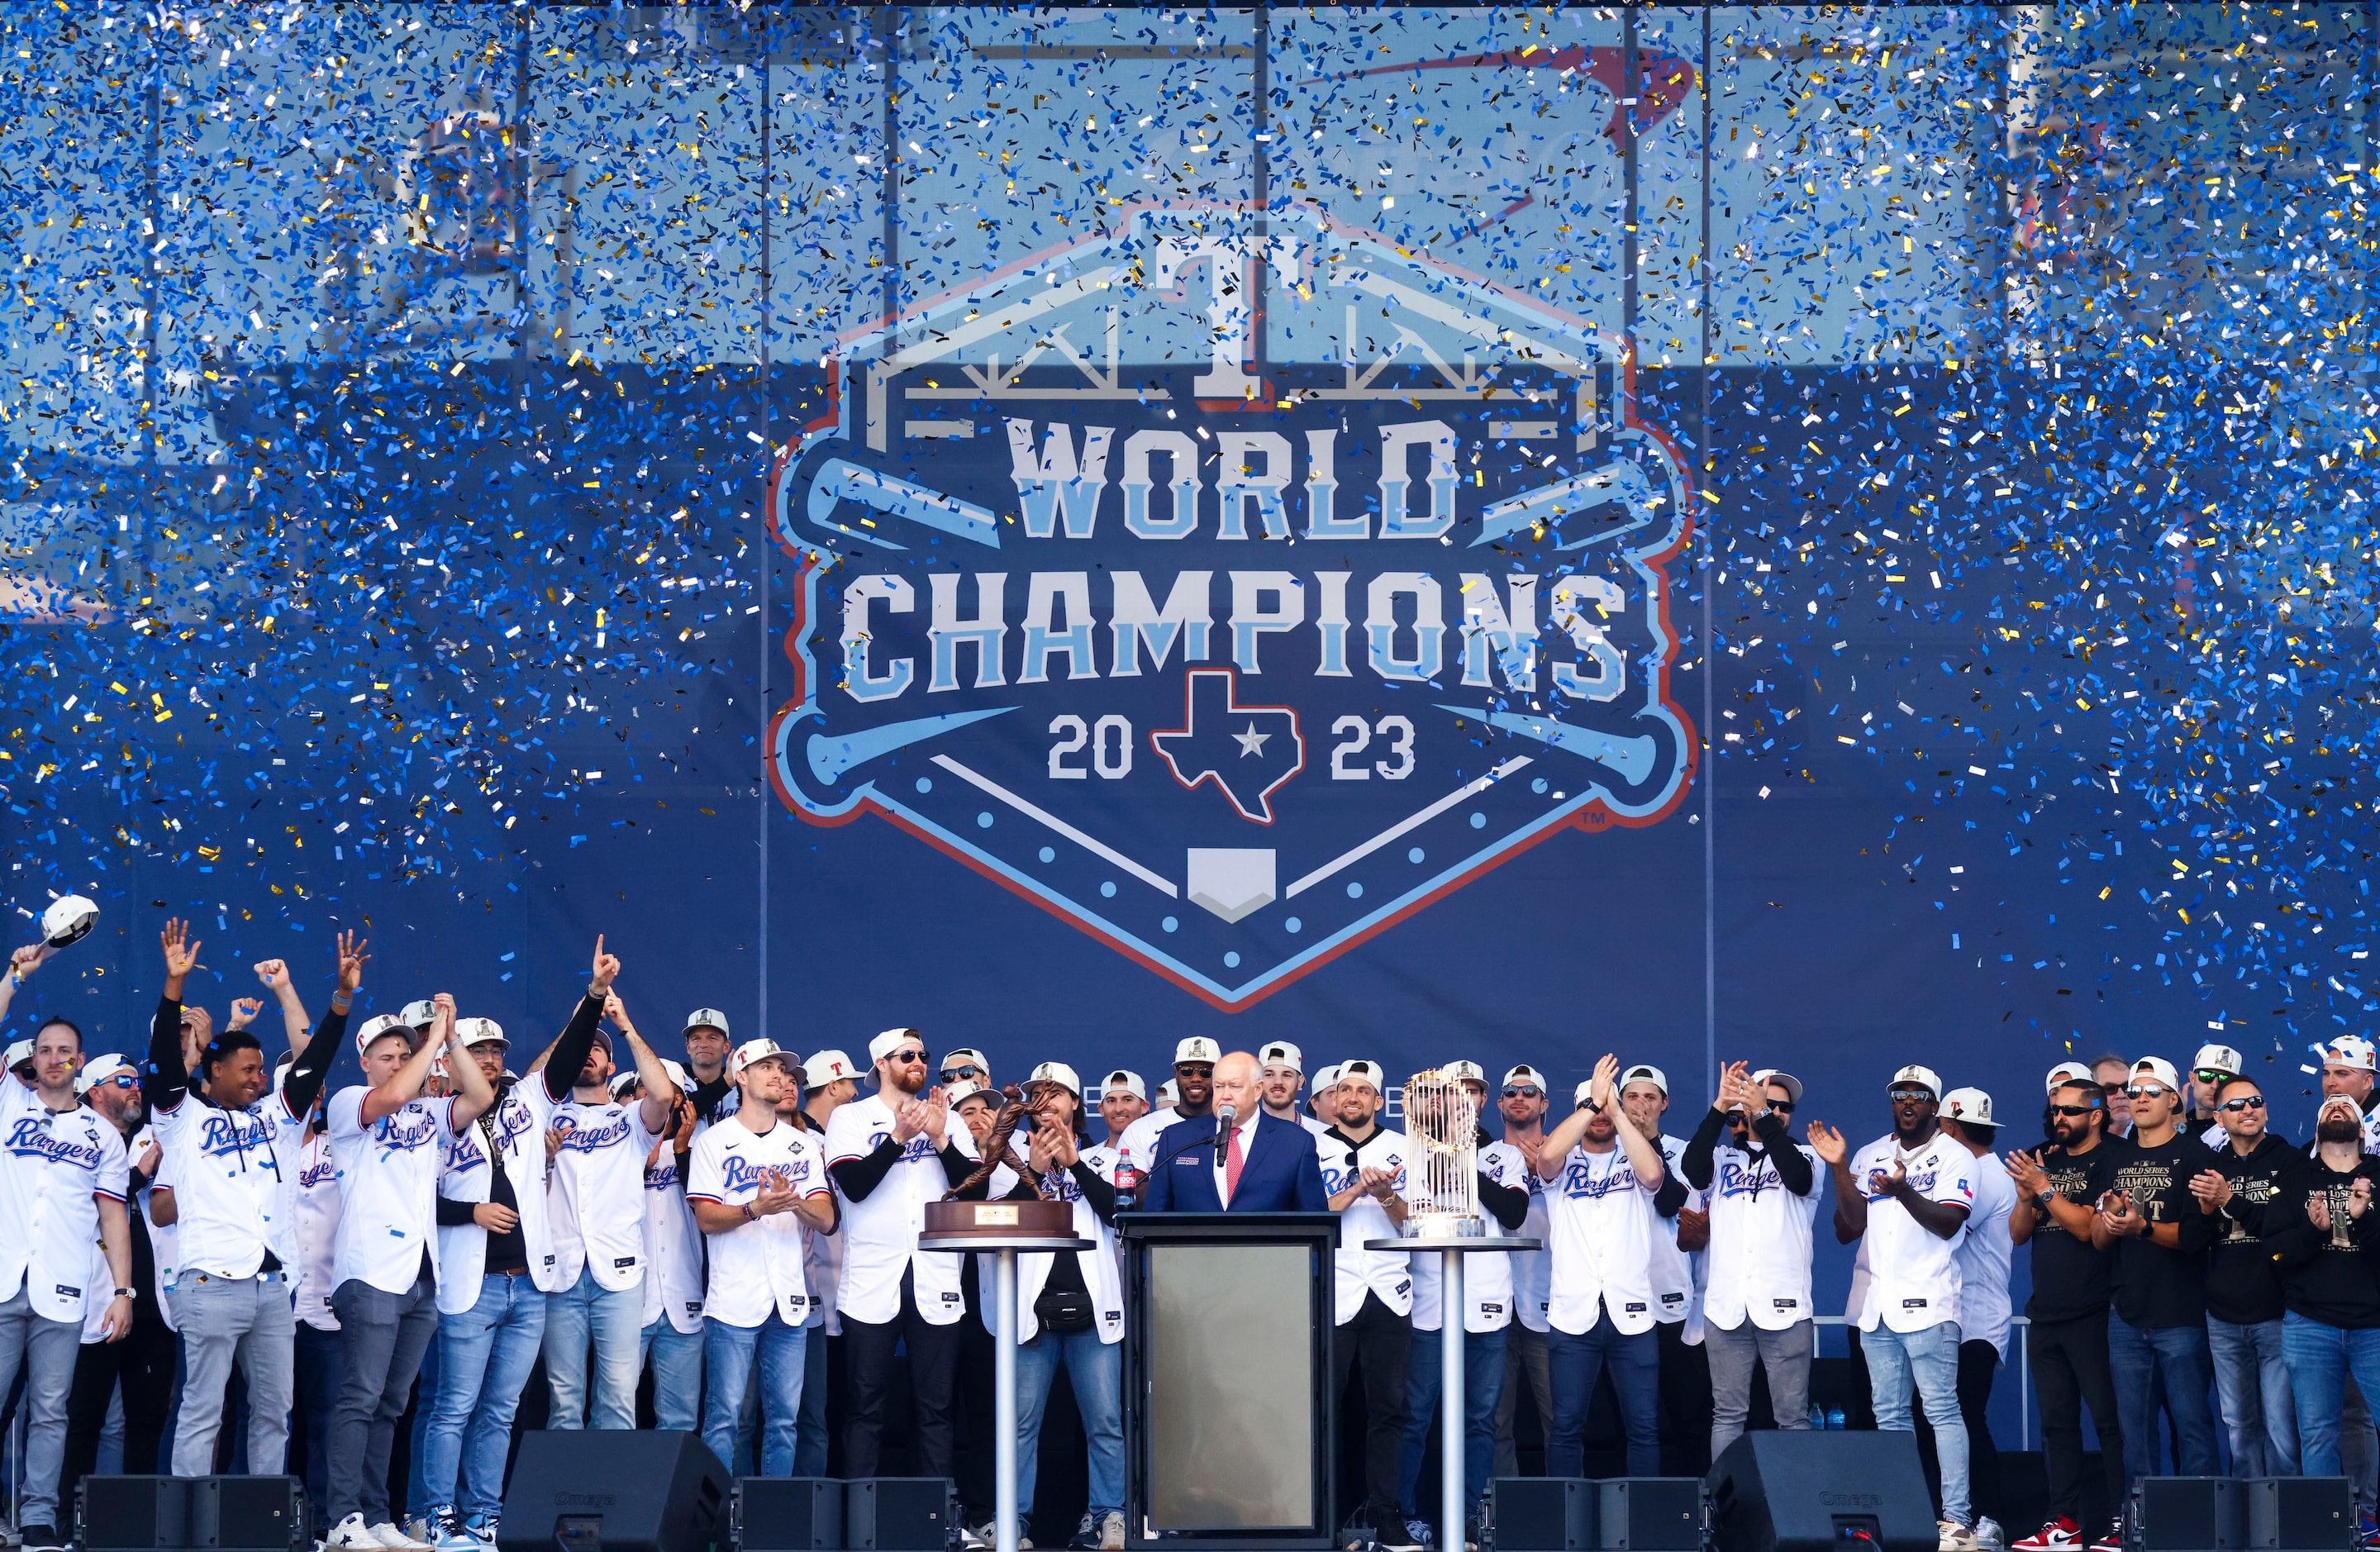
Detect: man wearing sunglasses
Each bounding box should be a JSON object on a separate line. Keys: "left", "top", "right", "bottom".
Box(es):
{"left": 940, "top": 1048, "right": 992, "bottom": 1089}
{"left": 2186, "top": 1045, "right": 2245, "bottom": 1149}
{"left": 60, "top": 1055, "right": 172, "bottom": 1515}
{"left": 2005, "top": 1078, "right": 2125, "bottom": 1552}
{"left": 2090, "top": 1056, "right": 2134, "bottom": 1140}
{"left": 2090, "top": 1057, "right": 2220, "bottom": 1491}
{"left": 2316, "top": 1036, "right": 2380, "bottom": 1528}
{"left": 1811, "top": 1064, "right": 1977, "bottom": 1552}
{"left": 1683, "top": 1062, "right": 1818, "bottom": 1460}
{"left": 1493, "top": 1065, "right": 1554, "bottom": 1481}
{"left": 2184, "top": 1074, "right": 2298, "bottom": 1480}
{"left": 825, "top": 1028, "right": 983, "bottom": 1481}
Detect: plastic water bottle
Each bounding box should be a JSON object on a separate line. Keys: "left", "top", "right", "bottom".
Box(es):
{"left": 1825, "top": 1407, "right": 1846, "bottom": 1431}
{"left": 1807, "top": 1404, "right": 1825, "bottom": 1431}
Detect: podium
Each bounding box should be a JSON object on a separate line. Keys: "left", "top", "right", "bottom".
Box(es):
{"left": 1118, "top": 1212, "right": 1341, "bottom": 1550}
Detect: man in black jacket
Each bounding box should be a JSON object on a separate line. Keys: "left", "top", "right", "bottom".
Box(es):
{"left": 2266, "top": 1092, "right": 2380, "bottom": 1521}
{"left": 2184, "top": 1074, "right": 2298, "bottom": 1476}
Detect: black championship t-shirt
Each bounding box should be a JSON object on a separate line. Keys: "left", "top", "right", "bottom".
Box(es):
{"left": 2025, "top": 1141, "right": 2121, "bottom": 1322}
{"left": 2107, "top": 1132, "right": 2210, "bottom": 1329}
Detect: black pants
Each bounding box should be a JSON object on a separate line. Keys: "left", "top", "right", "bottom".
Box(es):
{"left": 843, "top": 1267, "right": 964, "bottom": 1481}
{"left": 1332, "top": 1293, "right": 1411, "bottom": 1531}
{"left": 953, "top": 1261, "right": 998, "bottom": 1523}
{"left": 1655, "top": 1321, "right": 1713, "bottom": 1478}
{"left": 1958, "top": 1340, "right": 2001, "bottom": 1526}
{"left": 2030, "top": 1312, "right": 2125, "bottom": 1527}
{"left": 62, "top": 1317, "right": 177, "bottom": 1509}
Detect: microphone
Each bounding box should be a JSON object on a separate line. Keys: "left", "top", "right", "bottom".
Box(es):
{"left": 1215, "top": 1104, "right": 1237, "bottom": 1132}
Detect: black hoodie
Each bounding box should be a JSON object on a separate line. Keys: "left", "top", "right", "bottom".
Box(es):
{"left": 2262, "top": 1150, "right": 2380, "bottom": 1329}
{"left": 2180, "top": 1129, "right": 2297, "bottom": 1325}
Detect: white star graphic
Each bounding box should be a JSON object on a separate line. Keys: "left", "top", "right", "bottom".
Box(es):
{"left": 1233, "top": 721, "right": 1271, "bottom": 757}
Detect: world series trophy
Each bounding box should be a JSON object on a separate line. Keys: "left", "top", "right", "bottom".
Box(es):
{"left": 1374, "top": 1067, "right": 1539, "bottom": 1550}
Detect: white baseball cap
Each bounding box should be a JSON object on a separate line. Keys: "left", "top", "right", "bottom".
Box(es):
{"left": 398, "top": 999, "right": 440, "bottom": 1031}
{"left": 1573, "top": 1079, "right": 1599, "bottom": 1108}
{"left": 614, "top": 1058, "right": 694, "bottom": 1099}
{"left": 457, "top": 1016, "right": 507, "bottom": 1050}
{"left": 2320, "top": 1092, "right": 2366, "bottom": 1121}
{"left": 40, "top": 895, "right": 98, "bottom": 949}
{"left": 1100, "top": 1068, "right": 1146, "bottom": 1102}
{"left": 1502, "top": 1065, "right": 1546, "bottom": 1091}
{"left": 1752, "top": 1069, "right": 1804, "bottom": 1107}
{"left": 683, "top": 1009, "right": 731, "bottom": 1040}
{"left": 74, "top": 1053, "right": 135, "bottom": 1096}
{"left": 869, "top": 1028, "right": 924, "bottom": 1064}
{"left": 1154, "top": 1079, "right": 1180, "bottom": 1107}
{"left": 1174, "top": 1036, "right": 1221, "bottom": 1067}
{"left": 2192, "top": 1044, "right": 2244, "bottom": 1078}
{"left": 946, "top": 1079, "right": 997, "bottom": 1109}
{"left": 5, "top": 1037, "right": 32, "bottom": 1071}
{"left": 2130, "top": 1056, "right": 2182, "bottom": 1092}
{"left": 1942, "top": 1088, "right": 1996, "bottom": 1128}
{"left": 2325, "top": 1037, "right": 2378, "bottom": 1074}
{"left": 1258, "top": 1040, "right": 1303, "bottom": 1073}
{"left": 2045, "top": 1059, "right": 2094, "bottom": 1093}
{"left": 1620, "top": 1064, "right": 1668, "bottom": 1097}
{"left": 1888, "top": 1064, "right": 1944, "bottom": 1100}
{"left": 1312, "top": 1063, "right": 1343, "bottom": 1090}
{"left": 805, "top": 1049, "right": 859, "bottom": 1085}
{"left": 1443, "top": 1059, "right": 1486, "bottom": 1087}
{"left": 941, "top": 1047, "right": 991, "bottom": 1076}
{"left": 1031, "top": 1060, "right": 1082, "bottom": 1097}
{"left": 727, "top": 1038, "right": 790, "bottom": 1082}
{"left": 354, "top": 1013, "right": 413, "bottom": 1059}
{"left": 1337, "top": 1059, "right": 1386, "bottom": 1091}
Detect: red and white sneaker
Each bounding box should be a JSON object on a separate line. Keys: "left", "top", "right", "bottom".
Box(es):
{"left": 2087, "top": 1521, "right": 2124, "bottom": 1552}
{"left": 2011, "top": 1520, "right": 2082, "bottom": 1552}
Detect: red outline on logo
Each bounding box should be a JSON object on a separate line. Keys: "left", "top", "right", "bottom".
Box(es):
{"left": 760, "top": 201, "right": 1700, "bottom": 1012}
{"left": 1148, "top": 667, "right": 1307, "bottom": 826}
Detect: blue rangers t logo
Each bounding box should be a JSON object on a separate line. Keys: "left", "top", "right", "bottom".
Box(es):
{"left": 769, "top": 205, "right": 1695, "bottom": 1009}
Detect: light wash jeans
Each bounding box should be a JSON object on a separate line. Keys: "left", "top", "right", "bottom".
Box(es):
{"left": 2282, "top": 1312, "right": 2380, "bottom": 1479}
{"left": 169, "top": 1270, "right": 297, "bottom": 1479}
{"left": 1863, "top": 1320, "right": 1970, "bottom": 1527}
{"left": 0, "top": 1288, "right": 80, "bottom": 1531}
{"left": 703, "top": 1315, "right": 807, "bottom": 1477}
{"left": 641, "top": 1317, "right": 704, "bottom": 1432}
{"left": 1399, "top": 1326, "right": 1507, "bottom": 1521}
{"left": 2207, "top": 1314, "right": 2297, "bottom": 1477}
{"left": 423, "top": 1273, "right": 548, "bottom": 1519}
{"left": 544, "top": 1265, "right": 643, "bottom": 1431}
{"left": 1015, "top": 1327, "right": 1125, "bottom": 1521}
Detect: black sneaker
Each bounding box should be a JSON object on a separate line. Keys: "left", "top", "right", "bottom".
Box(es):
{"left": 20, "top": 1528, "right": 62, "bottom": 1552}
{"left": 1068, "top": 1516, "right": 1100, "bottom": 1551}
{"left": 1338, "top": 1520, "right": 1377, "bottom": 1552}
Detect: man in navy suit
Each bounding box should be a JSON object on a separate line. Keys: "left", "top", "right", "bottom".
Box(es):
{"left": 1142, "top": 1051, "right": 1329, "bottom": 1212}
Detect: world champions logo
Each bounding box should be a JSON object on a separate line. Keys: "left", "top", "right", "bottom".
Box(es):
{"left": 768, "top": 205, "right": 1696, "bottom": 1010}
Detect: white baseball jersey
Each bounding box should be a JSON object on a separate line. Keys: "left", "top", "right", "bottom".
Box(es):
{"left": 147, "top": 1152, "right": 181, "bottom": 1329}
{"left": 1508, "top": 1137, "right": 1553, "bottom": 1331}
{"left": 2360, "top": 1101, "right": 2380, "bottom": 1156}
{"left": 1700, "top": 1132, "right": 1822, "bottom": 1331}
{"left": 293, "top": 1128, "right": 341, "bottom": 1332}
{"left": 800, "top": 1116, "right": 845, "bottom": 1334}
{"left": 1410, "top": 1139, "right": 1524, "bottom": 1333}
{"left": 1954, "top": 1150, "right": 2018, "bottom": 1356}
{"left": 545, "top": 1092, "right": 663, "bottom": 1293}
{"left": 1300, "top": 1113, "right": 1335, "bottom": 1145}
{"left": 0, "top": 1092, "right": 131, "bottom": 1323}
{"left": 1649, "top": 1133, "right": 1703, "bottom": 1332}
{"left": 150, "top": 1083, "right": 305, "bottom": 1280}
{"left": 1320, "top": 1126, "right": 1411, "bottom": 1323}
{"left": 82, "top": 1123, "right": 159, "bottom": 1342}
{"left": 687, "top": 1116, "right": 829, "bottom": 1328}
{"left": 1007, "top": 1151, "right": 1126, "bottom": 1345}
{"left": 435, "top": 1081, "right": 564, "bottom": 1314}
{"left": 824, "top": 1093, "right": 981, "bottom": 1326}
{"left": 1849, "top": 1131, "right": 1975, "bottom": 1334}
{"left": 642, "top": 1138, "right": 706, "bottom": 1335}
{"left": 326, "top": 1086, "right": 462, "bottom": 1296}
{"left": 1546, "top": 1140, "right": 1667, "bottom": 1336}
{"left": 1116, "top": 1106, "right": 1183, "bottom": 1177}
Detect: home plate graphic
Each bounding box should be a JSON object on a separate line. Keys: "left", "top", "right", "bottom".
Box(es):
{"left": 766, "top": 203, "right": 1697, "bottom": 1011}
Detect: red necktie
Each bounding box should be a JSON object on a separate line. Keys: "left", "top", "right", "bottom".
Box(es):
{"left": 1225, "top": 1123, "right": 1245, "bottom": 1203}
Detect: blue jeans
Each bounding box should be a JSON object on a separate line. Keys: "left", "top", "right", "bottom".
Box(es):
{"left": 1015, "top": 1328, "right": 1125, "bottom": 1520}
{"left": 2282, "top": 1313, "right": 2380, "bottom": 1478}
{"left": 424, "top": 1274, "right": 549, "bottom": 1519}
{"left": 704, "top": 1316, "right": 807, "bottom": 1477}
{"left": 641, "top": 1320, "right": 704, "bottom": 1433}
{"left": 544, "top": 1266, "right": 643, "bottom": 1431}
{"left": 1864, "top": 1321, "right": 1970, "bottom": 1526}
{"left": 2109, "top": 1312, "right": 2220, "bottom": 1483}
{"left": 2209, "top": 1315, "right": 2298, "bottom": 1477}
{"left": 1547, "top": 1316, "right": 1659, "bottom": 1478}
{"left": 293, "top": 1322, "right": 344, "bottom": 1530}
{"left": 1399, "top": 1326, "right": 1507, "bottom": 1521}
{"left": 793, "top": 1329, "right": 830, "bottom": 1478}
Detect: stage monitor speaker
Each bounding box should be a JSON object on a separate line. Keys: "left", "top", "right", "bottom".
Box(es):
{"left": 731, "top": 1478, "right": 844, "bottom": 1552}
{"left": 1595, "top": 1480, "right": 1704, "bottom": 1552}
{"left": 2245, "top": 1478, "right": 2352, "bottom": 1552}
{"left": 847, "top": 1478, "right": 954, "bottom": 1552}
{"left": 79, "top": 1476, "right": 188, "bottom": 1551}
{"left": 497, "top": 1430, "right": 727, "bottom": 1552}
{"left": 2134, "top": 1479, "right": 2246, "bottom": 1552}
{"left": 1489, "top": 1478, "right": 1595, "bottom": 1551}
{"left": 1707, "top": 1431, "right": 1940, "bottom": 1552}
{"left": 193, "top": 1475, "right": 309, "bottom": 1551}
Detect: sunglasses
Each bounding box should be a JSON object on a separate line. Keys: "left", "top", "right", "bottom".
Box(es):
{"left": 887, "top": 1049, "right": 927, "bottom": 1066}
{"left": 2049, "top": 1102, "right": 2097, "bottom": 1117}
{"left": 100, "top": 1073, "right": 138, "bottom": 1091}
{"left": 2126, "top": 1083, "right": 2173, "bottom": 1100}
{"left": 942, "top": 1064, "right": 983, "bottom": 1079}
{"left": 2216, "top": 1095, "right": 2267, "bottom": 1112}
{"left": 2194, "top": 1069, "right": 2233, "bottom": 1083}
{"left": 2102, "top": 1081, "right": 2127, "bottom": 1095}
{"left": 1887, "top": 1087, "right": 1935, "bottom": 1102}
{"left": 1503, "top": 1085, "right": 1542, "bottom": 1098}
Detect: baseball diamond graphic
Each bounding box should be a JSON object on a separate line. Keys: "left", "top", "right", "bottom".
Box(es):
{"left": 765, "top": 202, "right": 1697, "bottom": 1010}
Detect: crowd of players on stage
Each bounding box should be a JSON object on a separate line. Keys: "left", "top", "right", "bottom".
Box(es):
{"left": 3, "top": 928, "right": 2380, "bottom": 1552}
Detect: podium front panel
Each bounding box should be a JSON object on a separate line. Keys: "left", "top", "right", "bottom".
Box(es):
{"left": 1147, "top": 1243, "right": 1312, "bottom": 1528}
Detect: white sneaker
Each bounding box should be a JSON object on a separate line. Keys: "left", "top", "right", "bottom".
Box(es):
{"left": 326, "top": 1517, "right": 385, "bottom": 1552}
{"left": 1940, "top": 1521, "right": 1981, "bottom": 1552}
{"left": 1100, "top": 1513, "right": 1125, "bottom": 1552}
{"left": 373, "top": 1525, "right": 428, "bottom": 1551}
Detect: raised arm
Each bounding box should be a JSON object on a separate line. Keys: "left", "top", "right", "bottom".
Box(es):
{"left": 255, "top": 959, "right": 313, "bottom": 1059}
{"left": 540, "top": 936, "right": 619, "bottom": 1104}
{"left": 605, "top": 991, "right": 676, "bottom": 1135}
{"left": 280, "top": 932, "right": 365, "bottom": 1121}
{"left": 0, "top": 941, "right": 50, "bottom": 1026}
{"left": 436, "top": 995, "right": 496, "bottom": 1129}
{"left": 145, "top": 918, "right": 203, "bottom": 1111}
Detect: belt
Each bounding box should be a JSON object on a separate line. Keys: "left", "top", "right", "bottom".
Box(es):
{"left": 193, "top": 1269, "right": 288, "bottom": 1285}
{"left": 493, "top": 1265, "right": 532, "bottom": 1277}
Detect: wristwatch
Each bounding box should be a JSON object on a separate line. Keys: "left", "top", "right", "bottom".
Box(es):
{"left": 112, "top": 1288, "right": 135, "bottom": 1300}
{"left": 2035, "top": 1190, "right": 2056, "bottom": 1212}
